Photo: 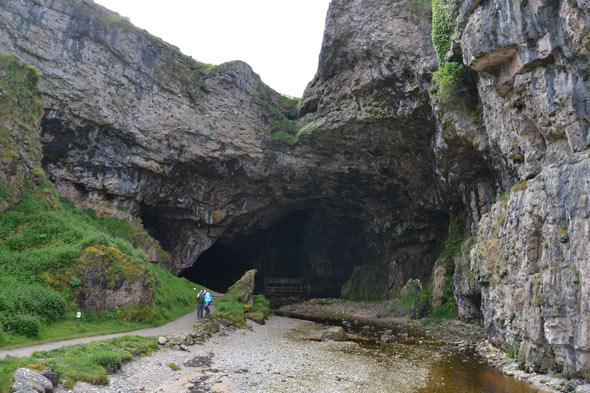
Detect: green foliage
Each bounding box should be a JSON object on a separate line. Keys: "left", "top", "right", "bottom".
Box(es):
{"left": 0, "top": 53, "right": 44, "bottom": 206}
{"left": 91, "top": 350, "right": 130, "bottom": 373}
{"left": 441, "top": 214, "right": 464, "bottom": 260}
{"left": 431, "top": 0, "right": 454, "bottom": 65}
{"left": 0, "top": 53, "right": 43, "bottom": 129}
{"left": 261, "top": 84, "right": 303, "bottom": 143}
{"left": 499, "top": 180, "right": 528, "bottom": 201}
{"left": 214, "top": 288, "right": 246, "bottom": 327}
{"left": 432, "top": 294, "right": 458, "bottom": 318}
{"left": 214, "top": 289, "right": 270, "bottom": 327}
{"left": 390, "top": 283, "right": 433, "bottom": 317}
{"left": 249, "top": 294, "right": 271, "bottom": 319}
{"left": 0, "top": 183, "right": 197, "bottom": 346}
{"left": 506, "top": 341, "right": 520, "bottom": 359}
{"left": 168, "top": 362, "right": 180, "bottom": 371}
{"left": 432, "top": 62, "right": 470, "bottom": 101}
{"left": 36, "top": 336, "right": 157, "bottom": 388}
{"left": 150, "top": 263, "right": 199, "bottom": 324}
{"left": 0, "top": 279, "right": 67, "bottom": 324}
{"left": 2, "top": 314, "right": 41, "bottom": 337}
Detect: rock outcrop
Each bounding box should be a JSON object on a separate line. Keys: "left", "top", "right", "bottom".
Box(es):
{"left": 0, "top": 53, "right": 44, "bottom": 210}
{"left": 0, "top": 0, "right": 447, "bottom": 300}
{"left": 11, "top": 368, "right": 54, "bottom": 393}
{"left": 440, "top": 0, "right": 590, "bottom": 379}
{"left": 2, "top": 0, "right": 590, "bottom": 379}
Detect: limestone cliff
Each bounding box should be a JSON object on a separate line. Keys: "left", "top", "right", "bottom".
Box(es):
{"left": 0, "top": 53, "right": 44, "bottom": 210}
{"left": 0, "top": 0, "right": 447, "bottom": 298}
{"left": 2, "top": 0, "right": 590, "bottom": 379}
{"left": 437, "top": 0, "right": 590, "bottom": 378}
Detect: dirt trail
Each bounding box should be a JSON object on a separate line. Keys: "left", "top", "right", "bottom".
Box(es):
{"left": 0, "top": 291, "right": 222, "bottom": 359}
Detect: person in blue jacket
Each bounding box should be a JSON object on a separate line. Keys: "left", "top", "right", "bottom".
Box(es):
{"left": 204, "top": 290, "right": 213, "bottom": 316}
{"left": 197, "top": 289, "right": 205, "bottom": 319}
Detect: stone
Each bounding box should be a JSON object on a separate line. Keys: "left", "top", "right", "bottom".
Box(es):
{"left": 40, "top": 370, "right": 58, "bottom": 388}
{"left": 321, "top": 327, "right": 349, "bottom": 342}
{"left": 576, "top": 385, "right": 590, "bottom": 393}
{"left": 11, "top": 368, "right": 53, "bottom": 393}
{"left": 157, "top": 336, "right": 167, "bottom": 345}
{"left": 228, "top": 269, "right": 256, "bottom": 304}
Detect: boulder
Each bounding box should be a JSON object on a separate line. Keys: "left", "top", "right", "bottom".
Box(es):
{"left": 575, "top": 385, "right": 590, "bottom": 393}
{"left": 11, "top": 368, "right": 53, "bottom": 393}
{"left": 228, "top": 269, "right": 256, "bottom": 304}
{"left": 321, "top": 326, "right": 349, "bottom": 342}
{"left": 157, "top": 336, "right": 168, "bottom": 345}
{"left": 40, "top": 370, "right": 58, "bottom": 388}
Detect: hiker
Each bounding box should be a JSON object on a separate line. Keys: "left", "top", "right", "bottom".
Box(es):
{"left": 197, "top": 289, "right": 205, "bottom": 319}
{"left": 204, "top": 290, "right": 213, "bottom": 316}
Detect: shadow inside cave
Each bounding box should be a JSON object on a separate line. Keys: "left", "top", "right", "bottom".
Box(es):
{"left": 180, "top": 208, "right": 362, "bottom": 297}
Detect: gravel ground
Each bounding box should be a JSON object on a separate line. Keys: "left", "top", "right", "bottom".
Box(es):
{"left": 57, "top": 316, "right": 437, "bottom": 393}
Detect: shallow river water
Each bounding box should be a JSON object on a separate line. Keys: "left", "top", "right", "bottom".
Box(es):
{"left": 343, "top": 323, "right": 549, "bottom": 393}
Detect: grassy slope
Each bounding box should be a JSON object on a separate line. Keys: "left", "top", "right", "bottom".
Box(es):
{"left": 0, "top": 183, "right": 200, "bottom": 348}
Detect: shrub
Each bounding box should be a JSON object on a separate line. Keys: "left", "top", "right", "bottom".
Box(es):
{"left": 2, "top": 314, "right": 41, "bottom": 337}
{"left": 506, "top": 341, "right": 520, "bottom": 359}
{"left": 432, "top": 62, "right": 470, "bottom": 101}
{"left": 91, "top": 351, "right": 130, "bottom": 372}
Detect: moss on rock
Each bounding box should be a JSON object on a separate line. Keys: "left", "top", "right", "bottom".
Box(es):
{"left": 0, "top": 53, "right": 44, "bottom": 211}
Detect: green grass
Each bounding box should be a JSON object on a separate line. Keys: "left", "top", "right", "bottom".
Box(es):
{"left": 0, "top": 335, "right": 158, "bottom": 391}
{"left": 214, "top": 290, "right": 270, "bottom": 327}
{"left": 214, "top": 288, "right": 246, "bottom": 327}
{"left": 0, "top": 182, "right": 199, "bottom": 348}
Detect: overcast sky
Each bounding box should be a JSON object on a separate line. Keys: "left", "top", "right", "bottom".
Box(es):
{"left": 94, "top": 0, "right": 331, "bottom": 97}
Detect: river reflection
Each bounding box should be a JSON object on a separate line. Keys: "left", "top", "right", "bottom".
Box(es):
{"left": 416, "top": 350, "right": 549, "bottom": 393}
{"left": 345, "top": 324, "right": 548, "bottom": 393}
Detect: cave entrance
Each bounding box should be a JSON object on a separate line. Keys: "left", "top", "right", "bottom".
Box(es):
{"left": 180, "top": 207, "right": 363, "bottom": 297}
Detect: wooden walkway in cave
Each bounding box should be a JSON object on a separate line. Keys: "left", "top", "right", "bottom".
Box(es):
{"left": 264, "top": 277, "right": 337, "bottom": 297}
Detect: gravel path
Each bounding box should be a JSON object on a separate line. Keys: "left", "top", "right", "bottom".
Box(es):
{"left": 1, "top": 292, "right": 222, "bottom": 358}
{"left": 0, "top": 308, "right": 200, "bottom": 359}
{"left": 58, "top": 316, "right": 438, "bottom": 393}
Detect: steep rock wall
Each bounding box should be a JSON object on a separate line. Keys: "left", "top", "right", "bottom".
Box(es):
{"left": 0, "top": 0, "right": 447, "bottom": 297}
{"left": 0, "top": 53, "right": 44, "bottom": 210}
{"left": 445, "top": 0, "right": 590, "bottom": 378}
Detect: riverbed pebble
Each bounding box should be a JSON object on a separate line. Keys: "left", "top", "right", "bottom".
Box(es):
{"left": 56, "top": 316, "right": 434, "bottom": 393}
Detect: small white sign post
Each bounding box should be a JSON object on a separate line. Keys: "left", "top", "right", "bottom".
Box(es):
{"left": 76, "top": 311, "right": 81, "bottom": 328}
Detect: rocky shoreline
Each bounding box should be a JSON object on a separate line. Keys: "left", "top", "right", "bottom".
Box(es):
{"left": 17, "top": 299, "right": 589, "bottom": 393}
{"left": 277, "top": 299, "right": 590, "bottom": 393}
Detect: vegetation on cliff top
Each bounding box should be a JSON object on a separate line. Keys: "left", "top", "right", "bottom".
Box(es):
{"left": 0, "top": 181, "right": 199, "bottom": 348}
{"left": 261, "top": 84, "right": 305, "bottom": 144}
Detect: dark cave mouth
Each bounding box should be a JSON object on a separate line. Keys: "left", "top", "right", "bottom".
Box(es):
{"left": 180, "top": 208, "right": 365, "bottom": 297}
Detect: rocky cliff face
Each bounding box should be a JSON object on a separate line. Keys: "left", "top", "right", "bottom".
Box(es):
{"left": 443, "top": 0, "right": 590, "bottom": 378}
{"left": 0, "top": 0, "right": 447, "bottom": 298}
{"left": 0, "top": 53, "right": 44, "bottom": 210}
{"left": 3, "top": 0, "right": 590, "bottom": 379}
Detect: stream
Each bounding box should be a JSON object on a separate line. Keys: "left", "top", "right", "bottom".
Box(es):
{"left": 334, "top": 320, "right": 548, "bottom": 393}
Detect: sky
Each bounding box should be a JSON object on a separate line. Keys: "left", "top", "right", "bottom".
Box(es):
{"left": 94, "top": 0, "right": 331, "bottom": 97}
